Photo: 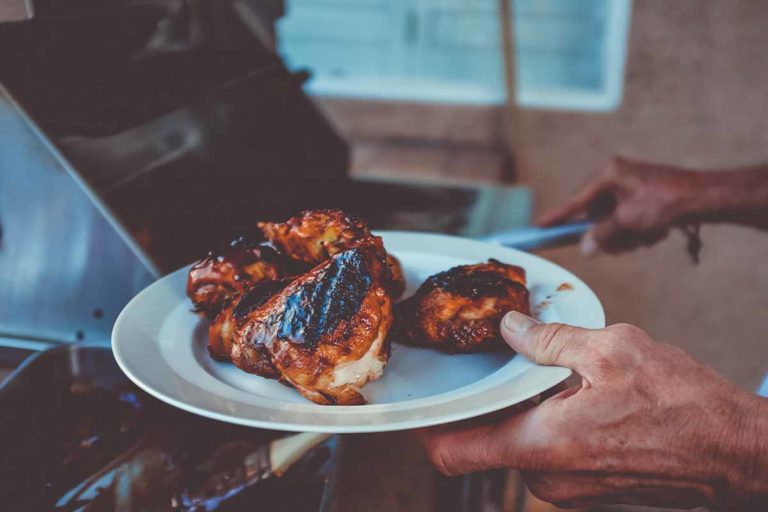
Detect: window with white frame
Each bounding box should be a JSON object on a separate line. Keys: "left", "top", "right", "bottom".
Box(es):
{"left": 277, "top": 0, "right": 632, "bottom": 111}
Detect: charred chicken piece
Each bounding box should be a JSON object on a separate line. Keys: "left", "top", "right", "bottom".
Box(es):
{"left": 186, "top": 237, "right": 289, "bottom": 319}
{"left": 208, "top": 279, "right": 291, "bottom": 370}
{"left": 394, "top": 259, "right": 529, "bottom": 353}
{"left": 229, "top": 239, "right": 393, "bottom": 405}
{"left": 259, "top": 209, "right": 370, "bottom": 266}
{"left": 259, "top": 209, "right": 406, "bottom": 299}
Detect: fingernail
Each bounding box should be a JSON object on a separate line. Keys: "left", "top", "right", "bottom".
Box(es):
{"left": 502, "top": 311, "right": 540, "bottom": 333}
{"left": 580, "top": 232, "right": 598, "bottom": 257}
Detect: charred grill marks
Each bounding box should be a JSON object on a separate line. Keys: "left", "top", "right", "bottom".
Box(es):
{"left": 278, "top": 249, "right": 372, "bottom": 347}
{"left": 232, "top": 280, "right": 290, "bottom": 320}
{"left": 428, "top": 269, "right": 518, "bottom": 299}
{"left": 394, "top": 259, "right": 530, "bottom": 353}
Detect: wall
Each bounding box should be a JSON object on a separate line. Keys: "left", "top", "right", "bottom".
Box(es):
{"left": 512, "top": 0, "right": 768, "bottom": 390}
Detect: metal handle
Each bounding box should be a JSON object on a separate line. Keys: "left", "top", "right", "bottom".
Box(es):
{"left": 481, "top": 221, "right": 592, "bottom": 251}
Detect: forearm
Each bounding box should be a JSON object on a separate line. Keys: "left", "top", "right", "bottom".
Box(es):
{"left": 721, "top": 393, "right": 768, "bottom": 510}
{"left": 681, "top": 167, "right": 768, "bottom": 229}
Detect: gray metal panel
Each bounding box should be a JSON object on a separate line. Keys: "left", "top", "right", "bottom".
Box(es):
{"left": 0, "top": 92, "right": 155, "bottom": 345}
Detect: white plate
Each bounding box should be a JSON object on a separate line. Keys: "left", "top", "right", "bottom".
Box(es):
{"left": 113, "top": 231, "right": 604, "bottom": 433}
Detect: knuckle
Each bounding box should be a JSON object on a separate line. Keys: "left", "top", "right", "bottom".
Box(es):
{"left": 597, "top": 323, "right": 653, "bottom": 371}
{"left": 526, "top": 474, "right": 572, "bottom": 504}
{"left": 584, "top": 325, "right": 641, "bottom": 370}
{"left": 534, "top": 323, "right": 570, "bottom": 363}
{"left": 425, "top": 440, "right": 456, "bottom": 476}
{"left": 614, "top": 209, "right": 640, "bottom": 230}
{"left": 606, "top": 323, "right": 644, "bottom": 341}
{"left": 422, "top": 433, "right": 486, "bottom": 477}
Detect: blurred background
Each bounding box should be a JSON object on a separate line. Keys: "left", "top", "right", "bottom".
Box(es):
{"left": 1, "top": 1, "right": 767, "bottom": 511}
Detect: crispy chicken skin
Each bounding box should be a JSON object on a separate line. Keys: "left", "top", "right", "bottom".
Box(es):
{"left": 258, "top": 209, "right": 370, "bottom": 266}
{"left": 208, "top": 279, "right": 291, "bottom": 369}
{"left": 394, "top": 259, "right": 529, "bottom": 353}
{"left": 187, "top": 237, "right": 289, "bottom": 319}
{"left": 229, "top": 239, "right": 393, "bottom": 405}
{"left": 259, "top": 209, "right": 405, "bottom": 299}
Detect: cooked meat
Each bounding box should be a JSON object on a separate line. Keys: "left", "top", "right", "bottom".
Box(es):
{"left": 394, "top": 259, "right": 529, "bottom": 353}
{"left": 186, "top": 237, "right": 289, "bottom": 319}
{"left": 259, "top": 209, "right": 406, "bottom": 299}
{"left": 189, "top": 210, "right": 403, "bottom": 404}
{"left": 258, "top": 209, "right": 370, "bottom": 266}
{"left": 208, "top": 279, "right": 291, "bottom": 369}
{"left": 386, "top": 254, "right": 406, "bottom": 300}
{"left": 227, "top": 238, "right": 393, "bottom": 405}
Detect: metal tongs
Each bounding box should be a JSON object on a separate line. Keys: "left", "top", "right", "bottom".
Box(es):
{"left": 484, "top": 220, "right": 703, "bottom": 263}
{"left": 481, "top": 221, "right": 592, "bottom": 251}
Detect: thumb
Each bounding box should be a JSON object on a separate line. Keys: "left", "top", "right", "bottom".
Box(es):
{"left": 501, "top": 311, "right": 595, "bottom": 375}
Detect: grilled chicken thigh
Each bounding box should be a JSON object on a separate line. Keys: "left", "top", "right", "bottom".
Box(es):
{"left": 394, "top": 259, "right": 529, "bottom": 353}
{"left": 260, "top": 209, "right": 405, "bottom": 299}
{"left": 186, "top": 237, "right": 289, "bottom": 319}
{"left": 227, "top": 239, "right": 393, "bottom": 405}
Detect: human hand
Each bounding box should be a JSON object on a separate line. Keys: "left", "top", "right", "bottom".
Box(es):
{"left": 539, "top": 157, "right": 706, "bottom": 255}
{"left": 417, "top": 312, "right": 768, "bottom": 510}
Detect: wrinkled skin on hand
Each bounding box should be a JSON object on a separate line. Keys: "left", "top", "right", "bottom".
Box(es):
{"left": 539, "top": 156, "right": 768, "bottom": 256}
{"left": 417, "top": 313, "right": 768, "bottom": 510}
{"left": 539, "top": 157, "right": 706, "bottom": 255}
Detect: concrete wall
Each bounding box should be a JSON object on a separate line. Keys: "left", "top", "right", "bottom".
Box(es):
{"left": 513, "top": 0, "right": 768, "bottom": 391}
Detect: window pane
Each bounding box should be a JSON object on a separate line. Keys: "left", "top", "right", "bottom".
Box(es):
{"left": 514, "top": 0, "right": 632, "bottom": 110}
{"left": 277, "top": 0, "right": 631, "bottom": 110}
